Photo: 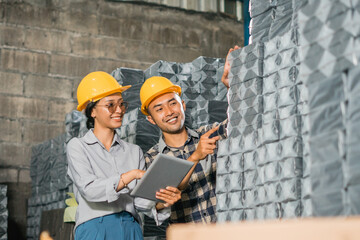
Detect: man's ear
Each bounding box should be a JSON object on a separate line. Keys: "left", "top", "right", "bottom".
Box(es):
{"left": 182, "top": 100, "right": 186, "bottom": 111}
{"left": 146, "top": 115, "right": 156, "bottom": 125}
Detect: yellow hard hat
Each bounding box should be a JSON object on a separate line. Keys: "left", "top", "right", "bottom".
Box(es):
{"left": 76, "top": 71, "right": 131, "bottom": 111}
{"left": 140, "top": 76, "right": 182, "bottom": 115}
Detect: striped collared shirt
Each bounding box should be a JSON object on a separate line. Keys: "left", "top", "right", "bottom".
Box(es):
{"left": 144, "top": 120, "right": 228, "bottom": 223}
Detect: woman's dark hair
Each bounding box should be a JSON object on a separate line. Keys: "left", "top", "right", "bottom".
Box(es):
{"left": 85, "top": 101, "right": 98, "bottom": 129}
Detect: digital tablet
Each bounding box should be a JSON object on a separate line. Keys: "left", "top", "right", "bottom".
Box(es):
{"left": 130, "top": 154, "right": 194, "bottom": 201}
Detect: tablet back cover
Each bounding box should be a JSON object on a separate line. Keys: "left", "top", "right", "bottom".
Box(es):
{"left": 130, "top": 154, "right": 194, "bottom": 201}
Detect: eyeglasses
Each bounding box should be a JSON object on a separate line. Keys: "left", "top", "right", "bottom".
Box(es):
{"left": 96, "top": 101, "right": 129, "bottom": 113}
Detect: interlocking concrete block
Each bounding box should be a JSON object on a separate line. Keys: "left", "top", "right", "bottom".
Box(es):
{"left": 24, "top": 28, "right": 71, "bottom": 53}
{"left": 48, "top": 100, "right": 76, "bottom": 122}
{"left": 96, "top": 58, "right": 147, "bottom": 76}
{"left": 99, "top": 17, "right": 149, "bottom": 40}
{"left": 0, "top": 142, "right": 31, "bottom": 167}
{"left": 23, "top": 121, "right": 64, "bottom": 144}
{"left": 0, "top": 49, "right": 49, "bottom": 74}
{"left": 0, "top": 96, "right": 48, "bottom": 120}
{"left": 181, "top": 29, "right": 202, "bottom": 48}
{"left": 0, "top": 169, "right": 18, "bottom": 183}
{"left": 0, "top": 119, "right": 22, "bottom": 142}
{"left": 50, "top": 54, "right": 96, "bottom": 78}
{"left": 56, "top": 10, "right": 98, "bottom": 35}
{"left": 24, "top": 75, "right": 73, "bottom": 99}
{"left": 53, "top": 0, "right": 99, "bottom": 14}
{"left": 0, "top": 71, "right": 23, "bottom": 95}
{"left": 19, "top": 169, "right": 31, "bottom": 183}
{"left": 71, "top": 35, "right": 119, "bottom": 59}
{"left": 3, "top": 3, "right": 56, "bottom": 29}
{"left": 0, "top": 25, "right": 25, "bottom": 47}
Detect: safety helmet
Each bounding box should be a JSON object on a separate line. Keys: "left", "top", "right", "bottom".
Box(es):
{"left": 76, "top": 71, "right": 131, "bottom": 111}
{"left": 140, "top": 76, "right": 182, "bottom": 115}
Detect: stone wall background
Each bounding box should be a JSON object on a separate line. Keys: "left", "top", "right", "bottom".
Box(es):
{"left": 0, "top": 1, "right": 243, "bottom": 238}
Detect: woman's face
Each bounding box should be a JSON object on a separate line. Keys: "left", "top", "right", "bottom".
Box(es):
{"left": 91, "top": 93, "right": 127, "bottom": 130}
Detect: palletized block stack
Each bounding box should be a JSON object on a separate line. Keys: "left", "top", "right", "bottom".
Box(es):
{"left": 144, "top": 57, "right": 228, "bottom": 129}
{"left": 188, "top": 57, "right": 228, "bottom": 129}
{"left": 346, "top": 66, "right": 360, "bottom": 215}
{"left": 217, "top": 41, "right": 265, "bottom": 221}
{"left": 298, "top": 0, "right": 360, "bottom": 216}
{"left": 297, "top": 0, "right": 359, "bottom": 86}
{"left": 27, "top": 134, "right": 72, "bottom": 240}
{"left": 217, "top": 0, "right": 360, "bottom": 223}
{"left": 249, "top": 0, "right": 307, "bottom": 42}
{"left": 217, "top": 30, "right": 309, "bottom": 221}
{"left": 65, "top": 110, "right": 87, "bottom": 142}
{"left": 0, "top": 185, "right": 8, "bottom": 240}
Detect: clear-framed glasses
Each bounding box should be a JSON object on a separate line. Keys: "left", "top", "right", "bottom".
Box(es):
{"left": 96, "top": 101, "right": 129, "bottom": 113}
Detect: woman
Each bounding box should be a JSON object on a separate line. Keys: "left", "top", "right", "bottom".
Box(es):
{"left": 67, "top": 71, "right": 181, "bottom": 240}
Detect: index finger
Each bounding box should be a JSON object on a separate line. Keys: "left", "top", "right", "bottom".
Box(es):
{"left": 166, "top": 186, "right": 181, "bottom": 193}
{"left": 227, "top": 45, "right": 240, "bottom": 57}
{"left": 202, "top": 125, "right": 220, "bottom": 138}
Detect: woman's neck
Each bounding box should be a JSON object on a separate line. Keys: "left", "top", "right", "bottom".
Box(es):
{"left": 93, "top": 126, "right": 115, "bottom": 151}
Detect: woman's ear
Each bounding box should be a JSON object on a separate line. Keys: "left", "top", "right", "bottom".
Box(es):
{"left": 91, "top": 108, "right": 96, "bottom": 118}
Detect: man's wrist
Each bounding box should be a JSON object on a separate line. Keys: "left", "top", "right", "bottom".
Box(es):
{"left": 189, "top": 153, "right": 201, "bottom": 163}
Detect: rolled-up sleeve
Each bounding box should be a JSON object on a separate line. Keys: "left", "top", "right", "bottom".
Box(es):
{"left": 134, "top": 197, "right": 171, "bottom": 226}
{"left": 67, "top": 138, "right": 123, "bottom": 203}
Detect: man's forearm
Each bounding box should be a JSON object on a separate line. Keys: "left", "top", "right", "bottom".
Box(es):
{"left": 177, "top": 153, "right": 201, "bottom": 190}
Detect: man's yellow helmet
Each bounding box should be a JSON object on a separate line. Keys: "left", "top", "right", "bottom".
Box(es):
{"left": 140, "top": 76, "right": 182, "bottom": 115}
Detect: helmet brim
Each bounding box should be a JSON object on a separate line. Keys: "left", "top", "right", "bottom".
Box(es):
{"left": 140, "top": 85, "right": 181, "bottom": 115}
{"left": 77, "top": 85, "right": 131, "bottom": 111}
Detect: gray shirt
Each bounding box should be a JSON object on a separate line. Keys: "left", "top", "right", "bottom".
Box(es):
{"left": 66, "top": 129, "right": 169, "bottom": 230}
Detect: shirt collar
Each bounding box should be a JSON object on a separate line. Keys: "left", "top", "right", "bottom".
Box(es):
{"left": 83, "top": 129, "right": 123, "bottom": 150}
{"left": 158, "top": 127, "right": 199, "bottom": 152}
{"left": 83, "top": 129, "right": 98, "bottom": 144}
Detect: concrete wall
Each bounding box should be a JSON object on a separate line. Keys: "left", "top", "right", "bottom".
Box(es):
{"left": 0, "top": 0, "right": 243, "bottom": 238}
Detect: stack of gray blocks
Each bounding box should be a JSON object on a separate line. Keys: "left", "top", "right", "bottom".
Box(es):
{"left": 27, "top": 134, "right": 72, "bottom": 240}
{"left": 298, "top": 0, "right": 360, "bottom": 85}
{"left": 64, "top": 109, "right": 88, "bottom": 142}
{"left": 249, "top": 0, "right": 307, "bottom": 42}
{"left": 217, "top": 30, "right": 308, "bottom": 221}
{"left": 298, "top": 0, "right": 360, "bottom": 216}
{"left": 0, "top": 185, "right": 7, "bottom": 240}
{"left": 217, "top": 0, "right": 360, "bottom": 223}
{"left": 144, "top": 57, "right": 228, "bottom": 130}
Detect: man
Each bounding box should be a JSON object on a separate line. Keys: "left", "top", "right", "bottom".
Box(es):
{"left": 140, "top": 46, "right": 240, "bottom": 223}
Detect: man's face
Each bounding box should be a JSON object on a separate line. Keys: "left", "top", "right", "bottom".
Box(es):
{"left": 146, "top": 92, "right": 186, "bottom": 134}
